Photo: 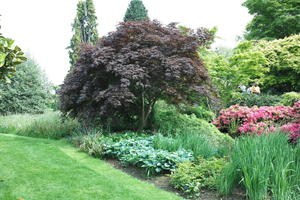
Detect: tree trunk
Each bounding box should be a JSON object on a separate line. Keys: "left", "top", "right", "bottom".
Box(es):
{"left": 137, "top": 95, "right": 156, "bottom": 132}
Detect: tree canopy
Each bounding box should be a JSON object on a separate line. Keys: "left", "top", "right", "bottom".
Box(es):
{"left": 68, "top": 0, "right": 99, "bottom": 66}
{"left": 124, "top": 0, "right": 149, "bottom": 22}
{"left": 59, "top": 20, "right": 215, "bottom": 131}
{"left": 0, "top": 58, "right": 51, "bottom": 114}
{"left": 204, "top": 34, "right": 300, "bottom": 101}
{"left": 243, "top": 0, "right": 300, "bottom": 40}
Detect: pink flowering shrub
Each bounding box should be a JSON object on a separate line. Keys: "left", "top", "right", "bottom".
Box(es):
{"left": 213, "top": 100, "right": 300, "bottom": 143}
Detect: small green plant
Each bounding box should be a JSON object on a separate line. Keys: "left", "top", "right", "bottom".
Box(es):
{"left": 217, "top": 132, "right": 300, "bottom": 200}
{"left": 170, "top": 157, "right": 228, "bottom": 198}
{"left": 79, "top": 133, "right": 105, "bottom": 158}
{"left": 103, "top": 137, "right": 193, "bottom": 176}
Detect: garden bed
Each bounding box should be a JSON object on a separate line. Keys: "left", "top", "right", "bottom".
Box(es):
{"left": 105, "top": 158, "right": 246, "bottom": 200}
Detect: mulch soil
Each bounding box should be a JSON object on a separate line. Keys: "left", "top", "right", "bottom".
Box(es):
{"left": 104, "top": 158, "right": 246, "bottom": 200}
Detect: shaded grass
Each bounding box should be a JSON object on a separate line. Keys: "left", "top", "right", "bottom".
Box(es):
{"left": 0, "top": 134, "right": 181, "bottom": 200}
{"left": 0, "top": 112, "right": 78, "bottom": 139}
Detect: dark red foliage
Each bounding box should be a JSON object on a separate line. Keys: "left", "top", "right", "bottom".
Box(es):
{"left": 59, "top": 20, "right": 216, "bottom": 130}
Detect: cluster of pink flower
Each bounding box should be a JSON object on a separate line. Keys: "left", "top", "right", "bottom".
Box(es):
{"left": 213, "top": 100, "right": 300, "bottom": 143}
{"left": 280, "top": 123, "right": 300, "bottom": 144}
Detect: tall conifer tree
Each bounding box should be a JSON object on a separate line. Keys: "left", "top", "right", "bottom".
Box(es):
{"left": 68, "top": 0, "right": 99, "bottom": 66}
{"left": 124, "top": 0, "right": 149, "bottom": 22}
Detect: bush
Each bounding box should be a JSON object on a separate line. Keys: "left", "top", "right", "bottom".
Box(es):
{"left": 103, "top": 137, "right": 193, "bottom": 176}
{"left": 171, "top": 157, "right": 228, "bottom": 198}
{"left": 79, "top": 133, "right": 105, "bottom": 158}
{"left": 227, "top": 93, "right": 281, "bottom": 107}
{"left": 0, "top": 112, "right": 79, "bottom": 139}
{"left": 217, "top": 133, "right": 300, "bottom": 200}
{"left": 0, "top": 59, "right": 51, "bottom": 115}
{"left": 279, "top": 92, "right": 300, "bottom": 106}
{"left": 179, "top": 104, "right": 215, "bottom": 122}
{"left": 213, "top": 104, "right": 296, "bottom": 137}
{"left": 153, "top": 132, "right": 230, "bottom": 159}
{"left": 154, "top": 101, "right": 233, "bottom": 146}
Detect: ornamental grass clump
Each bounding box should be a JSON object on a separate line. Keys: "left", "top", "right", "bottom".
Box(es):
{"left": 153, "top": 132, "right": 230, "bottom": 159}
{"left": 217, "top": 133, "right": 300, "bottom": 200}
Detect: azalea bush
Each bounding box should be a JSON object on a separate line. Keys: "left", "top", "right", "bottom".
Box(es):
{"left": 213, "top": 100, "right": 300, "bottom": 143}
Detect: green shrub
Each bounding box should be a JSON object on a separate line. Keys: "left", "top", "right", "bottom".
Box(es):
{"left": 79, "top": 133, "right": 105, "bottom": 158}
{"left": 153, "top": 132, "right": 230, "bottom": 159}
{"left": 153, "top": 101, "right": 233, "bottom": 146}
{"left": 227, "top": 93, "right": 281, "bottom": 107}
{"left": 217, "top": 132, "right": 300, "bottom": 200}
{"left": 179, "top": 104, "right": 215, "bottom": 122}
{"left": 170, "top": 157, "right": 228, "bottom": 198}
{"left": 103, "top": 137, "right": 193, "bottom": 176}
{"left": 0, "top": 112, "right": 79, "bottom": 139}
{"left": 279, "top": 92, "right": 300, "bottom": 106}
{"left": 0, "top": 59, "right": 51, "bottom": 115}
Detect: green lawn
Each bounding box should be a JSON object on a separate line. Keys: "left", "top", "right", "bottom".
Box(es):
{"left": 0, "top": 134, "right": 181, "bottom": 200}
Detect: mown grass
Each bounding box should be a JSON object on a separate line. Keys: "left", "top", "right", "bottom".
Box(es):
{"left": 0, "top": 111, "right": 78, "bottom": 139}
{"left": 0, "top": 134, "right": 181, "bottom": 200}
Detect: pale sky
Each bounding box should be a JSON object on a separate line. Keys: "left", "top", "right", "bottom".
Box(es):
{"left": 0, "top": 0, "right": 252, "bottom": 85}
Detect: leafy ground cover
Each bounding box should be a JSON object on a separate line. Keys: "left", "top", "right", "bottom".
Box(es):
{"left": 0, "top": 134, "right": 181, "bottom": 200}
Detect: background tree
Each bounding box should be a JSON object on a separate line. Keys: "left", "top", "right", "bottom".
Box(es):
{"left": 243, "top": 0, "right": 300, "bottom": 40}
{"left": 0, "top": 58, "right": 51, "bottom": 114}
{"left": 68, "top": 0, "right": 99, "bottom": 66}
{"left": 205, "top": 34, "right": 300, "bottom": 102}
{"left": 59, "top": 20, "right": 215, "bottom": 131}
{"left": 124, "top": 0, "right": 149, "bottom": 21}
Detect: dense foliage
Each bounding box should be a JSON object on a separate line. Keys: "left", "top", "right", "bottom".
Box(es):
{"left": 68, "top": 0, "right": 99, "bottom": 66}
{"left": 0, "top": 59, "right": 51, "bottom": 115}
{"left": 77, "top": 135, "right": 193, "bottom": 176}
{"left": 59, "top": 20, "right": 215, "bottom": 131}
{"left": 124, "top": 0, "right": 149, "bottom": 22}
{"left": 242, "top": 0, "right": 300, "bottom": 40}
{"left": 235, "top": 35, "right": 300, "bottom": 93}
{"left": 0, "top": 35, "right": 26, "bottom": 81}
{"left": 170, "top": 157, "right": 227, "bottom": 198}
{"left": 153, "top": 101, "right": 233, "bottom": 146}
{"left": 218, "top": 133, "right": 300, "bottom": 200}
{"left": 203, "top": 34, "right": 300, "bottom": 104}
{"left": 201, "top": 45, "right": 268, "bottom": 104}
{"left": 227, "top": 93, "right": 281, "bottom": 107}
{"left": 279, "top": 92, "right": 300, "bottom": 106}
